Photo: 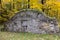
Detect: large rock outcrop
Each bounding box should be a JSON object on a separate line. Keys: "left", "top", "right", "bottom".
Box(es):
{"left": 4, "top": 9, "right": 59, "bottom": 34}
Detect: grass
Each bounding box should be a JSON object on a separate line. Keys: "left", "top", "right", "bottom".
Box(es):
{"left": 0, "top": 31, "right": 60, "bottom": 40}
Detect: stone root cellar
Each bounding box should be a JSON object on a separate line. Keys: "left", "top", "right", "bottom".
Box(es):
{"left": 4, "top": 9, "right": 59, "bottom": 34}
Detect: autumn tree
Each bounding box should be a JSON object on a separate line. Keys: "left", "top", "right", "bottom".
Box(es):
{"left": 0, "top": 0, "right": 60, "bottom": 23}
{"left": 41, "top": 0, "right": 46, "bottom": 11}
{"left": 44, "top": 0, "right": 60, "bottom": 21}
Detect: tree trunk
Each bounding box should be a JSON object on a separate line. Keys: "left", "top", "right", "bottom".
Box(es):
{"left": 41, "top": 0, "right": 46, "bottom": 12}
{"left": 28, "top": 0, "right": 30, "bottom": 8}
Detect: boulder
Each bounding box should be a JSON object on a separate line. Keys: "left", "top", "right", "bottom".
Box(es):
{"left": 4, "top": 9, "right": 59, "bottom": 34}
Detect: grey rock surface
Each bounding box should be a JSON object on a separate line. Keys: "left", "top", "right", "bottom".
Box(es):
{"left": 4, "top": 9, "right": 59, "bottom": 34}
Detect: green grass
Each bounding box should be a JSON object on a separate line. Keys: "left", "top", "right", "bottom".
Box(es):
{"left": 0, "top": 31, "right": 60, "bottom": 40}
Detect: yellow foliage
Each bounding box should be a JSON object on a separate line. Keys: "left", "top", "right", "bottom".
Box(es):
{"left": 44, "top": 0, "right": 60, "bottom": 21}
{"left": 30, "top": 0, "right": 42, "bottom": 11}
{"left": 2, "top": 0, "right": 11, "bottom": 3}
{"left": 1, "top": 0, "right": 60, "bottom": 22}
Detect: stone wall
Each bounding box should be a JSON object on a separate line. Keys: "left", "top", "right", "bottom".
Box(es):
{"left": 4, "top": 9, "right": 59, "bottom": 34}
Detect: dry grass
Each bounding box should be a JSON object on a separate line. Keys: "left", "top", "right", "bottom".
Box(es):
{"left": 0, "top": 31, "right": 60, "bottom": 40}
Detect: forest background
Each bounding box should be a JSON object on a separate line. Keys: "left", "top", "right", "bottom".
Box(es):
{"left": 0, "top": 0, "right": 60, "bottom": 25}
